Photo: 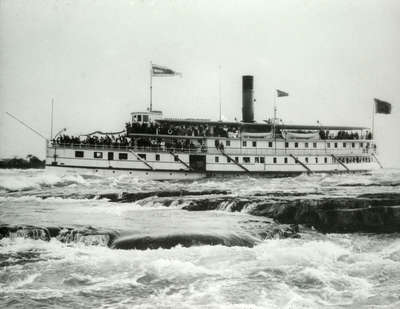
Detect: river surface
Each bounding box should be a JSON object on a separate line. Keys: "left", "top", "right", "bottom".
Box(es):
{"left": 1, "top": 169, "right": 400, "bottom": 308}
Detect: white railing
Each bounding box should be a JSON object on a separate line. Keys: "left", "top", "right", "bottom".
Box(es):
{"left": 49, "top": 142, "right": 374, "bottom": 157}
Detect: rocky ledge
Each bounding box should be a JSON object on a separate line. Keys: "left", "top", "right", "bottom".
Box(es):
{"left": 181, "top": 193, "right": 400, "bottom": 233}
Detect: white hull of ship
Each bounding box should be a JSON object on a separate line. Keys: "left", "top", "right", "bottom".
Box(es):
{"left": 46, "top": 143, "right": 380, "bottom": 180}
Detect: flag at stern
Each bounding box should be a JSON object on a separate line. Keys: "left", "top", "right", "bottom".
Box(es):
{"left": 374, "top": 98, "right": 392, "bottom": 114}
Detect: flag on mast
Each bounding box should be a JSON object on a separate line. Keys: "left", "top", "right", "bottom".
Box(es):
{"left": 277, "top": 89, "right": 289, "bottom": 97}
{"left": 151, "top": 64, "right": 182, "bottom": 77}
{"left": 374, "top": 98, "right": 392, "bottom": 114}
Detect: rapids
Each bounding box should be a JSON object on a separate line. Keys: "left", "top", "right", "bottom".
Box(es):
{"left": 1, "top": 168, "right": 400, "bottom": 308}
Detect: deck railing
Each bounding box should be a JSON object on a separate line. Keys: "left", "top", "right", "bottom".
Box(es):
{"left": 49, "top": 142, "right": 374, "bottom": 156}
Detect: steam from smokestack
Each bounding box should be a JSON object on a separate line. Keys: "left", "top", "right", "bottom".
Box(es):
{"left": 242, "top": 75, "right": 254, "bottom": 123}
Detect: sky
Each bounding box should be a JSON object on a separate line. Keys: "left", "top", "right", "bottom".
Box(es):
{"left": 0, "top": 0, "right": 399, "bottom": 167}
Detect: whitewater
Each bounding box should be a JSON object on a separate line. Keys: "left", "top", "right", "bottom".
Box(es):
{"left": 1, "top": 169, "right": 400, "bottom": 308}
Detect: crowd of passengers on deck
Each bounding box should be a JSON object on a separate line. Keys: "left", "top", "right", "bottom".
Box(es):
{"left": 125, "top": 122, "right": 240, "bottom": 138}
{"left": 126, "top": 122, "right": 372, "bottom": 140}
{"left": 53, "top": 134, "right": 201, "bottom": 152}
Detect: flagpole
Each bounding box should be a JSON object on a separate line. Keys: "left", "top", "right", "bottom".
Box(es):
{"left": 274, "top": 91, "right": 277, "bottom": 155}
{"left": 218, "top": 65, "right": 222, "bottom": 121}
{"left": 150, "top": 61, "right": 153, "bottom": 112}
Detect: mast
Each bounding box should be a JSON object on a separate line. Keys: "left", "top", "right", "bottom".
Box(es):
{"left": 50, "top": 98, "right": 54, "bottom": 140}
{"left": 273, "top": 92, "right": 277, "bottom": 154}
{"left": 218, "top": 65, "right": 222, "bottom": 121}
{"left": 150, "top": 61, "right": 153, "bottom": 112}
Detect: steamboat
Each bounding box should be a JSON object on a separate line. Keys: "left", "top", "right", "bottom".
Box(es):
{"left": 46, "top": 75, "right": 381, "bottom": 179}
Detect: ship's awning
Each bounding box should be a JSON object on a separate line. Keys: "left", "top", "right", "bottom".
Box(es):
{"left": 156, "top": 118, "right": 369, "bottom": 131}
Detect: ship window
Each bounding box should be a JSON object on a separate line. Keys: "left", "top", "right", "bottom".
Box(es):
{"left": 294, "top": 142, "right": 298, "bottom": 148}
{"left": 352, "top": 142, "right": 355, "bottom": 148}
{"left": 260, "top": 157, "right": 265, "bottom": 163}
{"left": 75, "top": 151, "right": 84, "bottom": 158}
{"left": 243, "top": 141, "right": 247, "bottom": 147}
{"left": 343, "top": 142, "right": 346, "bottom": 148}
{"left": 273, "top": 157, "right": 277, "bottom": 164}
{"left": 215, "top": 156, "right": 219, "bottom": 163}
{"left": 255, "top": 157, "right": 259, "bottom": 163}
{"left": 327, "top": 142, "right": 331, "bottom": 148}
{"left": 268, "top": 142, "right": 273, "bottom": 147}
{"left": 174, "top": 155, "right": 179, "bottom": 162}
{"left": 360, "top": 142, "right": 363, "bottom": 148}
{"left": 324, "top": 157, "right": 328, "bottom": 163}
{"left": 137, "top": 115, "right": 142, "bottom": 122}
{"left": 235, "top": 157, "right": 239, "bottom": 163}
{"left": 252, "top": 141, "right": 257, "bottom": 147}
{"left": 313, "top": 142, "right": 317, "bottom": 148}
{"left": 138, "top": 153, "right": 146, "bottom": 160}
{"left": 226, "top": 140, "right": 230, "bottom": 146}
{"left": 285, "top": 142, "right": 289, "bottom": 148}
{"left": 284, "top": 157, "right": 288, "bottom": 164}
{"left": 315, "top": 157, "right": 318, "bottom": 163}
{"left": 155, "top": 154, "right": 160, "bottom": 161}
{"left": 305, "top": 142, "right": 309, "bottom": 148}
{"left": 243, "top": 157, "right": 250, "bottom": 163}
{"left": 119, "top": 153, "right": 128, "bottom": 160}
{"left": 305, "top": 157, "right": 309, "bottom": 163}
{"left": 334, "top": 143, "right": 338, "bottom": 148}
{"left": 94, "top": 152, "right": 103, "bottom": 159}
{"left": 143, "top": 115, "right": 149, "bottom": 122}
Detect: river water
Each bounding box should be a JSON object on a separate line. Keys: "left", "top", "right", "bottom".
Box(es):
{"left": 1, "top": 169, "right": 400, "bottom": 308}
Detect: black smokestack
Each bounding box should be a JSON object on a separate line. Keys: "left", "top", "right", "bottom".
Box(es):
{"left": 242, "top": 75, "right": 254, "bottom": 123}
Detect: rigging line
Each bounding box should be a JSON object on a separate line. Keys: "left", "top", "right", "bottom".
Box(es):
{"left": 6, "top": 112, "right": 48, "bottom": 140}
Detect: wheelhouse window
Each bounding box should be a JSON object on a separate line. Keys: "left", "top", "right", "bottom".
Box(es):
{"left": 268, "top": 142, "right": 273, "bottom": 147}
{"left": 260, "top": 157, "right": 265, "bottom": 164}
{"left": 273, "top": 157, "right": 277, "bottom": 164}
{"left": 252, "top": 141, "right": 257, "bottom": 147}
{"left": 118, "top": 153, "right": 128, "bottom": 160}
{"left": 75, "top": 151, "right": 84, "bottom": 158}
{"left": 343, "top": 142, "right": 346, "bottom": 148}
{"left": 327, "top": 142, "right": 331, "bottom": 148}
{"left": 226, "top": 140, "right": 231, "bottom": 147}
{"left": 284, "top": 157, "right": 288, "bottom": 164}
{"left": 255, "top": 157, "right": 259, "bottom": 163}
{"left": 94, "top": 152, "right": 103, "bottom": 159}
{"left": 305, "top": 157, "right": 309, "bottom": 163}
{"left": 138, "top": 153, "right": 146, "bottom": 160}
{"left": 215, "top": 156, "right": 219, "bottom": 163}
{"left": 334, "top": 143, "right": 338, "bottom": 148}
{"left": 313, "top": 142, "right": 317, "bottom": 148}
{"left": 352, "top": 142, "right": 355, "bottom": 148}
{"left": 285, "top": 142, "right": 289, "bottom": 148}
{"left": 243, "top": 157, "right": 250, "bottom": 163}
{"left": 243, "top": 141, "right": 247, "bottom": 147}
{"left": 315, "top": 157, "right": 318, "bottom": 163}
{"left": 155, "top": 154, "right": 160, "bottom": 161}
{"left": 305, "top": 142, "right": 309, "bottom": 148}
{"left": 324, "top": 157, "right": 328, "bottom": 163}
{"left": 294, "top": 142, "right": 298, "bottom": 148}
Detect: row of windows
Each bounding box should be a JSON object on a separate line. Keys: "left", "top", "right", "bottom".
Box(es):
{"left": 75, "top": 151, "right": 162, "bottom": 161}
{"left": 223, "top": 141, "right": 370, "bottom": 149}
{"left": 215, "top": 155, "right": 372, "bottom": 164}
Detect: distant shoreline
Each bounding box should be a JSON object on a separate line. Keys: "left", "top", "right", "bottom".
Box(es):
{"left": 0, "top": 156, "right": 45, "bottom": 169}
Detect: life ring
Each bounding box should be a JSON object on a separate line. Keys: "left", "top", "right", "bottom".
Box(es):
{"left": 168, "top": 129, "right": 173, "bottom": 135}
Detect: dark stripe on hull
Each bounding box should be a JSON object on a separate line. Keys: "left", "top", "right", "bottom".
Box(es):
{"left": 46, "top": 164, "right": 371, "bottom": 177}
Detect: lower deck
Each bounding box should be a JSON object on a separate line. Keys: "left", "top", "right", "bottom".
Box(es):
{"left": 46, "top": 145, "right": 380, "bottom": 179}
